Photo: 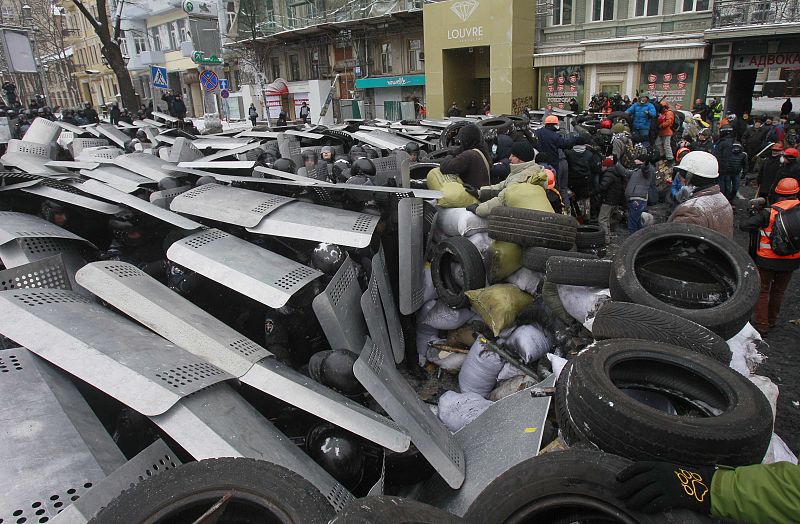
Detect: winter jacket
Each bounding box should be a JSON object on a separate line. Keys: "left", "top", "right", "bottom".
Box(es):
{"left": 494, "top": 134, "right": 514, "bottom": 162}
{"left": 595, "top": 167, "right": 625, "bottom": 206}
{"left": 616, "top": 163, "right": 651, "bottom": 200}
{"left": 743, "top": 126, "right": 768, "bottom": 158}
{"left": 668, "top": 184, "right": 733, "bottom": 238}
{"left": 711, "top": 462, "right": 800, "bottom": 524}
{"left": 719, "top": 148, "right": 747, "bottom": 177}
{"left": 611, "top": 133, "right": 631, "bottom": 163}
{"left": 758, "top": 156, "right": 783, "bottom": 198}
{"left": 172, "top": 99, "right": 187, "bottom": 119}
{"left": 713, "top": 136, "right": 734, "bottom": 165}
{"left": 439, "top": 148, "right": 491, "bottom": 189}
{"left": 690, "top": 138, "right": 713, "bottom": 153}
{"left": 565, "top": 145, "right": 600, "bottom": 200}
{"left": 475, "top": 160, "right": 549, "bottom": 217}
{"left": 625, "top": 102, "right": 656, "bottom": 132}
{"left": 657, "top": 109, "right": 674, "bottom": 137}
{"left": 534, "top": 125, "right": 577, "bottom": 167}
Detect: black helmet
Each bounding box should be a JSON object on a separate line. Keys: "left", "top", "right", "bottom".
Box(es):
{"left": 301, "top": 149, "right": 319, "bottom": 164}
{"left": 349, "top": 145, "right": 366, "bottom": 163}
{"left": 363, "top": 146, "right": 379, "bottom": 159}
{"left": 320, "top": 145, "right": 336, "bottom": 161}
{"left": 308, "top": 349, "right": 362, "bottom": 395}
{"left": 272, "top": 157, "right": 296, "bottom": 173}
{"left": 350, "top": 158, "right": 376, "bottom": 177}
{"left": 109, "top": 209, "right": 148, "bottom": 246}
{"left": 403, "top": 142, "right": 420, "bottom": 154}
{"left": 37, "top": 108, "right": 45, "bottom": 115}
{"left": 40, "top": 199, "right": 67, "bottom": 223}
{"left": 719, "top": 125, "right": 733, "bottom": 136}
{"left": 305, "top": 424, "right": 365, "bottom": 489}
{"left": 310, "top": 242, "right": 346, "bottom": 276}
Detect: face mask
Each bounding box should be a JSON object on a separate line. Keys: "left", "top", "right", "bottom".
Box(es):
{"left": 780, "top": 157, "right": 786, "bottom": 164}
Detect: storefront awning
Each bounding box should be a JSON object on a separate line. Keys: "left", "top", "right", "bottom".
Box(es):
{"left": 355, "top": 75, "right": 425, "bottom": 89}
{"left": 265, "top": 78, "right": 289, "bottom": 95}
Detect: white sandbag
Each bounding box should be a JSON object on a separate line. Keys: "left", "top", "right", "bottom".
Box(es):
{"left": 435, "top": 208, "right": 469, "bottom": 237}
{"left": 505, "top": 324, "right": 551, "bottom": 364}
{"left": 762, "top": 433, "right": 798, "bottom": 465}
{"left": 437, "top": 390, "right": 493, "bottom": 433}
{"left": 497, "top": 362, "right": 525, "bottom": 381}
{"left": 505, "top": 267, "right": 543, "bottom": 295}
{"left": 547, "top": 353, "right": 568, "bottom": 380}
{"left": 727, "top": 323, "right": 765, "bottom": 376}
{"left": 749, "top": 375, "right": 779, "bottom": 422}
{"left": 488, "top": 375, "right": 536, "bottom": 401}
{"left": 421, "top": 300, "right": 474, "bottom": 331}
{"left": 458, "top": 211, "right": 489, "bottom": 237}
{"left": 467, "top": 231, "right": 492, "bottom": 256}
{"left": 459, "top": 337, "right": 504, "bottom": 397}
{"left": 556, "top": 284, "right": 611, "bottom": 329}
{"left": 426, "top": 346, "right": 468, "bottom": 372}
{"left": 422, "top": 266, "right": 437, "bottom": 303}
{"left": 416, "top": 299, "right": 439, "bottom": 362}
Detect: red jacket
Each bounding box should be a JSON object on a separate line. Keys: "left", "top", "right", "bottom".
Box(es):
{"left": 658, "top": 109, "right": 675, "bottom": 137}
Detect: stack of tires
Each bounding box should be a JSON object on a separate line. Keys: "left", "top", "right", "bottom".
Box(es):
{"left": 544, "top": 222, "right": 773, "bottom": 468}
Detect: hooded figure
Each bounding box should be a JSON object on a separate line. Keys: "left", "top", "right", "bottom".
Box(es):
{"left": 438, "top": 123, "right": 492, "bottom": 188}
{"left": 472, "top": 142, "right": 553, "bottom": 217}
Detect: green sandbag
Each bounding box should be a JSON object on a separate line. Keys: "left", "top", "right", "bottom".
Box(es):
{"left": 504, "top": 183, "right": 554, "bottom": 212}
{"left": 426, "top": 167, "right": 463, "bottom": 190}
{"left": 465, "top": 284, "right": 534, "bottom": 336}
{"left": 488, "top": 240, "right": 521, "bottom": 283}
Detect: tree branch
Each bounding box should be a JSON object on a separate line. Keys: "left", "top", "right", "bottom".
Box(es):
{"left": 71, "top": 0, "right": 102, "bottom": 34}
{"left": 114, "top": 0, "right": 125, "bottom": 41}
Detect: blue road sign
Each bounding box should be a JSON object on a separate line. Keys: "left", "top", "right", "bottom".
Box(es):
{"left": 220, "top": 89, "right": 229, "bottom": 99}
{"left": 219, "top": 79, "right": 229, "bottom": 91}
{"left": 150, "top": 66, "right": 168, "bottom": 89}
{"left": 200, "top": 70, "right": 219, "bottom": 92}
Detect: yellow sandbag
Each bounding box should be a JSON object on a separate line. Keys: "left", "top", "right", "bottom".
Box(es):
{"left": 438, "top": 182, "right": 479, "bottom": 208}
{"left": 488, "top": 240, "right": 521, "bottom": 283}
{"left": 426, "top": 167, "right": 464, "bottom": 190}
{"left": 504, "top": 184, "right": 554, "bottom": 212}
{"left": 465, "top": 284, "right": 533, "bottom": 336}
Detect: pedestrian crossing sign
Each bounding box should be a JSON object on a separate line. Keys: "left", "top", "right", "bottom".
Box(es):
{"left": 151, "top": 66, "right": 169, "bottom": 89}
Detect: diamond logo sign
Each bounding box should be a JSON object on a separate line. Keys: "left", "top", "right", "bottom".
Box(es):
{"left": 451, "top": 0, "right": 479, "bottom": 22}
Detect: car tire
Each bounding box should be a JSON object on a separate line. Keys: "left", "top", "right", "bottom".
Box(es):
{"left": 609, "top": 223, "right": 759, "bottom": 339}
{"left": 575, "top": 224, "right": 606, "bottom": 249}
{"left": 591, "top": 301, "right": 731, "bottom": 364}
{"left": 431, "top": 236, "right": 486, "bottom": 308}
{"left": 439, "top": 121, "right": 470, "bottom": 149}
{"left": 88, "top": 458, "right": 336, "bottom": 524}
{"left": 521, "top": 247, "right": 598, "bottom": 272}
{"left": 637, "top": 266, "right": 729, "bottom": 308}
{"left": 488, "top": 207, "right": 577, "bottom": 250}
{"left": 463, "top": 449, "right": 711, "bottom": 524}
{"left": 332, "top": 496, "right": 463, "bottom": 524}
{"left": 555, "top": 339, "right": 773, "bottom": 466}
{"left": 546, "top": 256, "right": 612, "bottom": 288}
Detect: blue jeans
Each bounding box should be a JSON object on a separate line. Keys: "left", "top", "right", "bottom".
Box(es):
{"left": 628, "top": 199, "right": 647, "bottom": 233}
{"left": 719, "top": 174, "right": 740, "bottom": 202}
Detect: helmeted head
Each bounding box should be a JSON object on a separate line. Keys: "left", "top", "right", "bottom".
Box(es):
{"left": 301, "top": 149, "right": 319, "bottom": 169}
{"left": 784, "top": 147, "right": 799, "bottom": 161}
{"left": 545, "top": 168, "right": 556, "bottom": 190}
{"left": 272, "top": 157, "right": 296, "bottom": 173}
{"left": 719, "top": 125, "right": 733, "bottom": 137}
{"left": 109, "top": 209, "right": 148, "bottom": 247}
{"left": 772, "top": 142, "right": 785, "bottom": 157}
{"left": 732, "top": 142, "right": 743, "bottom": 154}
{"left": 350, "top": 158, "right": 376, "bottom": 177}
{"left": 775, "top": 177, "right": 799, "bottom": 196}
{"left": 320, "top": 145, "right": 336, "bottom": 162}
{"left": 675, "top": 147, "right": 691, "bottom": 163}
{"left": 600, "top": 119, "right": 612, "bottom": 129}
{"left": 349, "top": 145, "right": 366, "bottom": 163}
{"left": 41, "top": 199, "right": 67, "bottom": 226}
{"left": 403, "top": 142, "right": 420, "bottom": 161}
{"left": 698, "top": 128, "right": 711, "bottom": 141}
{"left": 544, "top": 115, "right": 559, "bottom": 127}
{"left": 305, "top": 424, "right": 365, "bottom": 489}
{"left": 676, "top": 151, "right": 719, "bottom": 182}
{"left": 311, "top": 242, "right": 346, "bottom": 275}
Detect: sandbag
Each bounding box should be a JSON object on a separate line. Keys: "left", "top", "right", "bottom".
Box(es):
{"left": 506, "top": 323, "right": 551, "bottom": 363}
{"left": 497, "top": 362, "right": 525, "bottom": 381}
{"left": 416, "top": 299, "right": 439, "bottom": 362}
{"left": 436, "top": 208, "right": 468, "bottom": 237}
{"left": 547, "top": 353, "right": 568, "bottom": 379}
{"left": 556, "top": 284, "right": 610, "bottom": 329}
{"left": 426, "top": 346, "right": 468, "bottom": 373}
{"left": 422, "top": 266, "right": 437, "bottom": 303}
{"left": 503, "top": 183, "right": 555, "bottom": 213}
{"left": 458, "top": 211, "right": 489, "bottom": 236}
{"left": 458, "top": 337, "right": 505, "bottom": 397}
{"left": 467, "top": 232, "right": 492, "bottom": 265}
{"left": 421, "top": 300, "right": 474, "bottom": 331}
{"left": 505, "top": 267, "right": 542, "bottom": 295}
{"left": 438, "top": 182, "right": 479, "bottom": 208}
{"left": 465, "top": 284, "right": 534, "bottom": 336}
{"left": 426, "top": 167, "right": 463, "bottom": 190}
{"left": 488, "top": 375, "right": 536, "bottom": 401}
{"left": 488, "top": 240, "right": 522, "bottom": 283}
{"left": 437, "top": 390, "right": 493, "bottom": 433}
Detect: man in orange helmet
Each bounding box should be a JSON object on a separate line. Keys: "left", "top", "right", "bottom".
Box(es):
{"left": 757, "top": 143, "right": 785, "bottom": 200}
{"left": 740, "top": 177, "right": 800, "bottom": 336}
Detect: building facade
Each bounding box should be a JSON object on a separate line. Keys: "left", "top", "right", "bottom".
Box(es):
{"left": 534, "top": 0, "right": 712, "bottom": 111}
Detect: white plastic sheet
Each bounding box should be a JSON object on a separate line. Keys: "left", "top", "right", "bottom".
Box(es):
{"left": 556, "top": 284, "right": 611, "bottom": 329}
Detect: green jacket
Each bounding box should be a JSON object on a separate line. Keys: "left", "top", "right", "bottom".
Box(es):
{"left": 712, "top": 101, "right": 723, "bottom": 121}
{"left": 475, "top": 160, "right": 549, "bottom": 217}
{"left": 711, "top": 462, "right": 800, "bottom": 524}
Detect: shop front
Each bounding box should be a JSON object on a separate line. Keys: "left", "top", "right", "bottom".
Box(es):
{"left": 354, "top": 75, "right": 426, "bottom": 120}
{"left": 423, "top": 0, "right": 537, "bottom": 118}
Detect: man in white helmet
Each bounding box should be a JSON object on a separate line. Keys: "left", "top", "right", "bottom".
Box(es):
{"left": 668, "top": 151, "right": 733, "bottom": 238}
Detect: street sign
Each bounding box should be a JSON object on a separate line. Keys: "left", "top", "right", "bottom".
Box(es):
{"left": 220, "top": 89, "right": 229, "bottom": 99}
{"left": 219, "top": 79, "right": 229, "bottom": 91}
{"left": 151, "top": 66, "right": 169, "bottom": 89}
{"left": 200, "top": 70, "right": 219, "bottom": 92}
{"left": 192, "top": 51, "right": 223, "bottom": 65}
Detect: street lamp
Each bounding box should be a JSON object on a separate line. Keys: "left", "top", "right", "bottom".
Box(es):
{"left": 21, "top": 4, "right": 31, "bottom": 26}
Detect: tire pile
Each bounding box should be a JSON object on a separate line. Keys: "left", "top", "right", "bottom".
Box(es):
{"left": 424, "top": 204, "right": 778, "bottom": 512}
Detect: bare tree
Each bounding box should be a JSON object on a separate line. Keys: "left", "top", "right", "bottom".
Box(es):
{"left": 70, "top": 0, "right": 138, "bottom": 109}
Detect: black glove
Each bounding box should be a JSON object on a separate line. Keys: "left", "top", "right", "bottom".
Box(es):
{"left": 616, "top": 461, "right": 716, "bottom": 515}
{"left": 463, "top": 184, "right": 480, "bottom": 198}
{"left": 465, "top": 204, "right": 479, "bottom": 214}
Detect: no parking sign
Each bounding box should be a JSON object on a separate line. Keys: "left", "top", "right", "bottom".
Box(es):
{"left": 200, "top": 70, "right": 219, "bottom": 92}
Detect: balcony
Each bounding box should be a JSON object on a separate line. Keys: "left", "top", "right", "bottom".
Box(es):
{"left": 712, "top": 0, "right": 800, "bottom": 28}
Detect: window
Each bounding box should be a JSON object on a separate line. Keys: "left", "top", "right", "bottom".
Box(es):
{"left": 178, "top": 19, "right": 190, "bottom": 42}
{"left": 120, "top": 35, "right": 129, "bottom": 57}
{"left": 592, "top": 0, "right": 614, "bottom": 20}
{"left": 381, "top": 43, "right": 393, "bottom": 74}
{"left": 150, "top": 27, "right": 161, "bottom": 51}
{"left": 134, "top": 35, "right": 147, "bottom": 54}
{"left": 271, "top": 56, "right": 280, "bottom": 80}
{"left": 553, "top": 0, "right": 573, "bottom": 25}
{"left": 169, "top": 22, "right": 180, "bottom": 50}
{"left": 289, "top": 54, "right": 300, "bottom": 81}
{"left": 408, "top": 39, "right": 422, "bottom": 72}
{"left": 681, "top": 0, "right": 709, "bottom": 11}
{"left": 635, "top": 0, "right": 659, "bottom": 16}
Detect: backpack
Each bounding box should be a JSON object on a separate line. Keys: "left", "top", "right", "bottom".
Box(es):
{"left": 620, "top": 137, "right": 638, "bottom": 169}
{"left": 671, "top": 110, "right": 684, "bottom": 133}
{"left": 770, "top": 204, "right": 800, "bottom": 256}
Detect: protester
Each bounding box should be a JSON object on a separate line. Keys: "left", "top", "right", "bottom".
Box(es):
{"left": 83, "top": 102, "right": 99, "bottom": 124}
{"left": 655, "top": 100, "right": 675, "bottom": 161}
{"left": 447, "top": 102, "right": 461, "bottom": 117}
{"left": 758, "top": 143, "right": 786, "bottom": 200}
{"left": 669, "top": 150, "right": 733, "bottom": 238}
{"left": 594, "top": 156, "right": 624, "bottom": 238}
{"left": 110, "top": 103, "right": 120, "bottom": 125}
{"left": 249, "top": 103, "right": 258, "bottom": 127}
{"left": 690, "top": 128, "right": 713, "bottom": 153}
{"left": 299, "top": 101, "right": 310, "bottom": 124}
{"left": 742, "top": 118, "right": 768, "bottom": 171}
{"left": 780, "top": 97, "right": 793, "bottom": 117}
{"left": 439, "top": 123, "right": 492, "bottom": 188}
{"left": 625, "top": 96, "right": 656, "bottom": 144}
{"left": 172, "top": 95, "right": 187, "bottom": 120}
{"left": 718, "top": 141, "right": 748, "bottom": 203}
{"left": 611, "top": 155, "right": 652, "bottom": 234}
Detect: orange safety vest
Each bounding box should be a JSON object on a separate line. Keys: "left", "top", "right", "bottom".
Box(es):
{"left": 757, "top": 199, "right": 800, "bottom": 260}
